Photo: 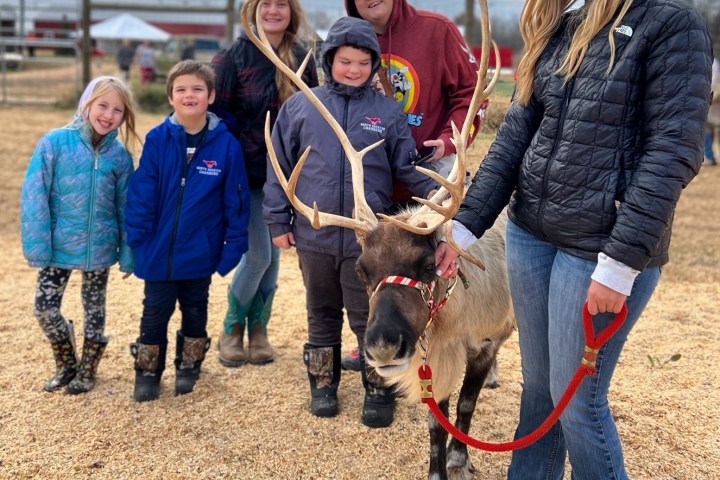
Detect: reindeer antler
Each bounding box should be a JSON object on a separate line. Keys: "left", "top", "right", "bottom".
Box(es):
{"left": 242, "top": 5, "right": 382, "bottom": 236}
{"left": 377, "top": 0, "right": 500, "bottom": 269}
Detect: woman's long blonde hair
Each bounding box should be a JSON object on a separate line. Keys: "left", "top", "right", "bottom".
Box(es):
{"left": 242, "top": 0, "right": 309, "bottom": 104}
{"left": 514, "top": 0, "right": 634, "bottom": 105}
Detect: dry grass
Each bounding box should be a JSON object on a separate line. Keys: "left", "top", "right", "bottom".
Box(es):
{"left": 0, "top": 105, "right": 718, "bottom": 480}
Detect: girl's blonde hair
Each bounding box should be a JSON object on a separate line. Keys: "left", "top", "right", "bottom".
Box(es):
{"left": 77, "top": 77, "right": 142, "bottom": 155}
{"left": 515, "top": 0, "right": 634, "bottom": 105}
{"left": 242, "top": 0, "right": 309, "bottom": 104}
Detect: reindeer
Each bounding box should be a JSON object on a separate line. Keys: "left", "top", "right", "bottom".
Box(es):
{"left": 242, "top": 1, "right": 514, "bottom": 478}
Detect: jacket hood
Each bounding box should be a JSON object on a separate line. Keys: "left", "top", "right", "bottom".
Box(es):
{"left": 168, "top": 111, "right": 222, "bottom": 131}
{"left": 321, "top": 16, "right": 381, "bottom": 90}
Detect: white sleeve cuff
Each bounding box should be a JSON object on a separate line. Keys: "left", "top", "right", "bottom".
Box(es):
{"left": 441, "top": 220, "right": 478, "bottom": 250}
{"left": 590, "top": 252, "right": 640, "bottom": 296}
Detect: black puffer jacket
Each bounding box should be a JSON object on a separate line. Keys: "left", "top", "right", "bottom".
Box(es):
{"left": 456, "top": 0, "right": 713, "bottom": 271}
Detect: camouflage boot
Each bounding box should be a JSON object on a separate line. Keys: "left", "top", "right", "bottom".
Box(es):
{"left": 43, "top": 320, "right": 77, "bottom": 392}
{"left": 247, "top": 289, "right": 276, "bottom": 364}
{"left": 130, "top": 340, "right": 166, "bottom": 402}
{"left": 175, "top": 330, "right": 211, "bottom": 396}
{"left": 361, "top": 358, "right": 396, "bottom": 428}
{"left": 304, "top": 343, "right": 341, "bottom": 417}
{"left": 66, "top": 337, "right": 108, "bottom": 395}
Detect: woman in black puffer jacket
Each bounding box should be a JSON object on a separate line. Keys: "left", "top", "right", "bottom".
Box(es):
{"left": 435, "top": 0, "right": 713, "bottom": 478}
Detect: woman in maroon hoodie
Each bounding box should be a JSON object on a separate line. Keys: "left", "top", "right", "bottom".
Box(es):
{"left": 346, "top": 0, "right": 485, "bottom": 183}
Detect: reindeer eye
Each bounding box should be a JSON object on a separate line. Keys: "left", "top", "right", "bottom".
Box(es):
{"left": 422, "top": 261, "right": 437, "bottom": 280}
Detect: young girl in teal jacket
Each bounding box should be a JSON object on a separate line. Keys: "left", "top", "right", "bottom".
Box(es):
{"left": 21, "top": 76, "right": 141, "bottom": 395}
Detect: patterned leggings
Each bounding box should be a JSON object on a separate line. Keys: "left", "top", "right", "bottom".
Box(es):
{"left": 34, "top": 266, "right": 109, "bottom": 343}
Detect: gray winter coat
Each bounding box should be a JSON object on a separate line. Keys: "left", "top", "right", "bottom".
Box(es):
{"left": 263, "top": 17, "right": 437, "bottom": 257}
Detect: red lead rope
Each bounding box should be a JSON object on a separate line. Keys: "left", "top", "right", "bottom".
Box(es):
{"left": 419, "top": 302, "right": 628, "bottom": 452}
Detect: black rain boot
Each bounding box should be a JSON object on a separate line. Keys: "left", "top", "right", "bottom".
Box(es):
{"left": 66, "top": 337, "right": 108, "bottom": 395}
{"left": 175, "top": 330, "right": 211, "bottom": 396}
{"left": 303, "top": 343, "right": 341, "bottom": 417}
{"left": 361, "top": 358, "right": 396, "bottom": 428}
{"left": 44, "top": 320, "right": 78, "bottom": 392}
{"left": 130, "top": 340, "right": 166, "bottom": 402}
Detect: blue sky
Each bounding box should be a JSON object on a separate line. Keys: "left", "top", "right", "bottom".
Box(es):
{"left": 305, "top": 0, "right": 524, "bottom": 23}
{"left": 11, "top": 0, "right": 525, "bottom": 32}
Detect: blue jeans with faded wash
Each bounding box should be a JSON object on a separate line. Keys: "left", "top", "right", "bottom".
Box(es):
{"left": 704, "top": 128, "right": 716, "bottom": 162}
{"left": 505, "top": 220, "right": 660, "bottom": 480}
{"left": 225, "top": 189, "right": 280, "bottom": 330}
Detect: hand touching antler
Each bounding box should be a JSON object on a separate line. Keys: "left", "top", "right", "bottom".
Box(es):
{"left": 378, "top": 0, "right": 500, "bottom": 268}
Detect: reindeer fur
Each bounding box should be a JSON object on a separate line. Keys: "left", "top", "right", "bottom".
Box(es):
{"left": 361, "top": 210, "right": 514, "bottom": 404}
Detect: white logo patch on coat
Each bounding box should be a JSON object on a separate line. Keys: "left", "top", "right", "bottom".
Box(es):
{"left": 361, "top": 117, "right": 386, "bottom": 134}
{"left": 614, "top": 25, "right": 633, "bottom": 37}
{"left": 196, "top": 159, "right": 221, "bottom": 176}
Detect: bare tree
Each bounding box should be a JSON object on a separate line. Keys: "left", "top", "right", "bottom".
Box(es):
{"left": 454, "top": 12, "right": 523, "bottom": 61}
{"left": 306, "top": 10, "right": 332, "bottom": 31}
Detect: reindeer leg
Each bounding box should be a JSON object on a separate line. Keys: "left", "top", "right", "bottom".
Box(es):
{"left": 428, "top": 398, "right": 450, "bottom": 480}
{"left": 446, "top": 344, "right": 497, "bottom": 480}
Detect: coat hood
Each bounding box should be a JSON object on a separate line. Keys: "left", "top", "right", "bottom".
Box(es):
{"left": 321, "top": 16, "right": 381, "bottom": 89}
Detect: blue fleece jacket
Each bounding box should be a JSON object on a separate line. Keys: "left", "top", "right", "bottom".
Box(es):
{"left": 126, "top": 112, "right": 250, "bottom": 281}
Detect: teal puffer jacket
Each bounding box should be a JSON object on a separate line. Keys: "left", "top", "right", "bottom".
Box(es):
{"left": 21, "top": 118, "right": 135, "bottom": 272}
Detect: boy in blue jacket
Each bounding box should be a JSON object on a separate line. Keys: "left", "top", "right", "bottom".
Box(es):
{"left": 126, "top": 60, "right": 250, "bottom": 402}
{"left": 263, "top": 17, "right": 437, "bottom": 427}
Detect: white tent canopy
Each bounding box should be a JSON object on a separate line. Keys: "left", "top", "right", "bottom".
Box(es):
{"left": 89, "top": 13, "right": 171, "bottom": 42}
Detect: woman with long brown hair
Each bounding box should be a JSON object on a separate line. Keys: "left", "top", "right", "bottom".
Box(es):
{"left": 211, "top": 0, "right": 318, "bottom": 367}
{"left": 435, "top": 0, "right": 713, "bottom": 477}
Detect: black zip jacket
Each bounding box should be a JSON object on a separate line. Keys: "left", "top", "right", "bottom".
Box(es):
{"left": 456, "top": 0, "right": 713, "bottom": 271}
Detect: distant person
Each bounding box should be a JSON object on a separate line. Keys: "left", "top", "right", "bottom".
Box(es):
{"left": 116, "top": 39, "right": 134, "bottom": 82}
{"left": 181, "top": 38, "right": 196, "bottom": 60}
{"left": 21, "top": 76, "right": 140, "bottom": 395}
{"left": 125, "top": 60, "right": 250, "bottom": 402}
{"left": 135, "top": 40, "right": 156, "bottom": 85}
{"left": 210, "top": 0, "right": 318, "bottom": 367}
{"left": 26, "top": 31, "right": 37, "bottom": 57}
{"left": 263, "top": 16, "right": 438, "bottom": 427}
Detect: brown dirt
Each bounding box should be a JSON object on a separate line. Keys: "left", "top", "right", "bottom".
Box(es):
{"left": 0, "top": 105, "right": 718, "bottom": 479}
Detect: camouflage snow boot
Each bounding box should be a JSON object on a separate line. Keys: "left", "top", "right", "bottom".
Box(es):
{"left": 43, "top": 320, "right": 77, "bottom": 392}
{"left": 304, "top": 343, "right": 341, "bottom": 417}
{"left": 66, "top": 337, "right": 108, "bottom": 395}
{"left": 130, "top": 340, "right": 166, "bottom": 402}
{"left": 174, "top": 330, "right": 211, "bottom": 396}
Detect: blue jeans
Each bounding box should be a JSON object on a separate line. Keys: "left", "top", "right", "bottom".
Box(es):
{"left": 705, "top": 129, "right": 716, "bottom": 162}
{"left": 229, "top": 189, "right": 280, "bottom": 306}
{"left": 505, "top": 220, "right": 660, "bottom": 480}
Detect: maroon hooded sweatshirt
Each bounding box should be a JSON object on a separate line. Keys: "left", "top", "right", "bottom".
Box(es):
{"left": 345, "top": 0, "right": 483, "bottom": 158}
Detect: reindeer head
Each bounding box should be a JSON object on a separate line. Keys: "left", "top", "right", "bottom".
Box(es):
{"left": 243, "top": 0, "right": 499, "bottom": 377}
